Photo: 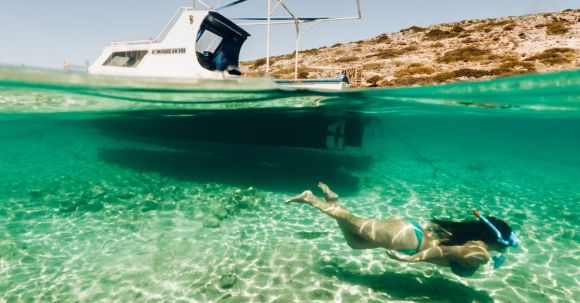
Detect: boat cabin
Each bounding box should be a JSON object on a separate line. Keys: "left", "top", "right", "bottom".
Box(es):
{"left": 89, "top": 8, "right": 249, "bottom": 79}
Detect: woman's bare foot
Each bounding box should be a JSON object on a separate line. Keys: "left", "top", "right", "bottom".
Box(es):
{"left": 286, "top": 188, "right": 348, "bottom": 219}
{"left": 318, "top": 182, "right": 339, "bottom": 202}
{"left": 286, "top": 190, "right": 316, "bottom": 204}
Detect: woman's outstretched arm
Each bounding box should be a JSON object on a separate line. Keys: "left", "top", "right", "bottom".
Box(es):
{"left": 386, "top": 241, "right": 490, "bottom": 266}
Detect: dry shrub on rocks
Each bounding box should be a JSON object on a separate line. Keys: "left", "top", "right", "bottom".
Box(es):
{"left": 536, "top": 21, "right": 571, "bottom": 35}
{"left": 437, "top": 47, "right": 492, "bottom": 63}
{"left": 424, "top": 25, "right": 465, "bottom": 41}
{"left": 525, "top": 48, "right": 576, "bottom": 65}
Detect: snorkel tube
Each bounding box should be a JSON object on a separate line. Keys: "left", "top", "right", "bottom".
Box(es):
{"left": 473, "top": 209, "right": 519, "bottom": 269}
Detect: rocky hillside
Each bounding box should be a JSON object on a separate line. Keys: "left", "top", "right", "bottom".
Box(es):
{"left": 240, "top": 9, "right": 580, "bottom": 87}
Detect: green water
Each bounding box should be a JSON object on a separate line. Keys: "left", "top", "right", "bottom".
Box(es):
{"left": 0, "top": 67, "right": 579, "bottom": 303}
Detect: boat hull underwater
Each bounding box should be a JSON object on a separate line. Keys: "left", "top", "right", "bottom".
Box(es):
{"left": 92, "top": 108, "right": 365, "bottom": 151}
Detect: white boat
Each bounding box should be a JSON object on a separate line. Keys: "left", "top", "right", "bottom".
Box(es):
{"left": 89, "top": 1, "right": 361, "bottom": 90}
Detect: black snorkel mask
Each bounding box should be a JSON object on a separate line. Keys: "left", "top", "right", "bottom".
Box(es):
{"left": 473, "top": 209, "right": 519, "bottom": 269}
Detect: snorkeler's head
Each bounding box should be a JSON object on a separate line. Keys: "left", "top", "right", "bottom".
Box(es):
{"left": 431, "top": 214, "right": 517, "bottom": 247}
{"left": 432, "top": 212, "right": 518, "bottom": 270}
{"left": 473, "top": 210, "right": 518, "bottom": 248}
{"left": 485, "top": 216, "right": 514, "bottom": 247}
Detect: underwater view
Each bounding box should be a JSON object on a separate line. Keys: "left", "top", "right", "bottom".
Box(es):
{"left": 0, "top": 67, "right": 579, "bottom": 303}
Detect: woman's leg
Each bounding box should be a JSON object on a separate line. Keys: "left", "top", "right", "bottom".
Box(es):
{"left": 287, "top": 189, "right": 393, "bottom": 249}
{"left": 316, "top": 182, "right": 378, "bottom": 249}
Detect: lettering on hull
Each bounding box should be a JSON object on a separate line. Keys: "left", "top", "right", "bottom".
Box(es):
{"left": 151, "top": 48, "right": 187, "bottom": 55}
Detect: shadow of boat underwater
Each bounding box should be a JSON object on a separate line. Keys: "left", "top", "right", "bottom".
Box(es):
{"left": 97, "top": 144, "right": 371, "bottom": 194}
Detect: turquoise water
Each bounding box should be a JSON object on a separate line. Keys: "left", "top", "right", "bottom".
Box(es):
{"left": 1, "top": 67, "right": 579, "bottom": 302}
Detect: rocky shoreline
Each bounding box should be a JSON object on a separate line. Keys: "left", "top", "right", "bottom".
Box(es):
{"left": 241, "top": 9, "right": 580, "bottom": 87}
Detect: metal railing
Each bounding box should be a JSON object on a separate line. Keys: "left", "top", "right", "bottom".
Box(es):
{"left": 233, "top": 0, "right": 362, "bottom": 80}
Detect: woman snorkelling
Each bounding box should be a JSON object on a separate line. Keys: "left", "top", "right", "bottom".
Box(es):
{"left": 287, "top": 182, "right": 519, "bottom": 277}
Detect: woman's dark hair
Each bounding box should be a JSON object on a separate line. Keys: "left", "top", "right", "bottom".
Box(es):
{"left": 432, "top": 216, "right": 513, "bottom": 247}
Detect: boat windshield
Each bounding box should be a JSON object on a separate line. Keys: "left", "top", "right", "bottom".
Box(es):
{"left": 196, "top": 12, "right": 250, "bottom": 74}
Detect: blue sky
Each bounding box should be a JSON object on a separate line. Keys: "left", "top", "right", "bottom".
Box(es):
{"left": 0, "top": 0, "right": 576, "bottom": 69}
